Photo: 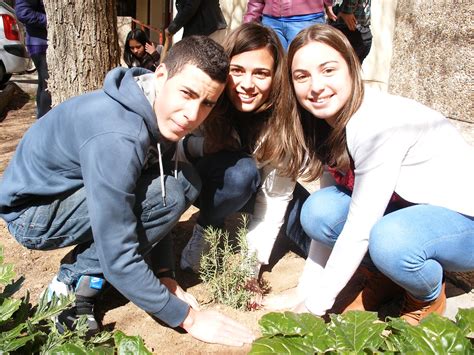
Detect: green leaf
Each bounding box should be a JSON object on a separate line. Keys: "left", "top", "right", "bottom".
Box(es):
{"left": 0, "top": 322, "right": 35, "bottom": 352}
{"left": 249, "top": 336, "right": 318, "bottom": 354}
{"left": 259, "top": 312, "right": 326, "bottom": 337}
{"left": 328, "top": 311, "right": 386, "bottom": 352}
{"left": 0, "top": 263, "right": 15, "bottom": 285}
{"left": 114, "top": 330, "right": 152, "bottom": 355}
{"left": 47, "top": 343, "right": 88, "bottom": 354}
{"left": 455, "top": 308, "right": 474, "bottom": 337}
{"left": 389, "top": 313, "right": 471, "bottom": 353}
{"left": 0, "top": 297, "right": 22, "bottom": 322}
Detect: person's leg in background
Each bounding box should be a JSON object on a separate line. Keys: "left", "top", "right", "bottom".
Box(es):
{"left": 262, "top": 15, "right": 289, "bottom": 50}
{"left": 285, "top": 14, "right": 326, "bottom": 50}
{"left": 30, "top": 52, "right": 51, "bottom": 118}
{"left": 369, "top": 204, "right": 474, "bottom": 324}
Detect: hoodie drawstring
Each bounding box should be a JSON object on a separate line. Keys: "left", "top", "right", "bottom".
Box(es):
{"left": 157, "top": 143, "right": 166, "bottom": 206}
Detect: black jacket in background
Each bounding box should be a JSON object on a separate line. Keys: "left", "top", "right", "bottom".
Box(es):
{"left": 168, "top": 0, "right": 227, "bottom": 37}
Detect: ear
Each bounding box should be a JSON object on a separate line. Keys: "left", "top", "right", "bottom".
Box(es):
{"left": 154, "top": 63, "right": 168, "bottom": 93}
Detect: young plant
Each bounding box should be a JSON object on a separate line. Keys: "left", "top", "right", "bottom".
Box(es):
{"left": 199, "top": 215, "right": 261, "bottom": 310}
{"left": 0, "top": 245, "right": 152, "bottom": 353}
{"left": 250, "top": 309, "right": 474, "bottom": 354}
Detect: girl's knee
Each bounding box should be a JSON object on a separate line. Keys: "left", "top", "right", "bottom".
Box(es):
{"left": 369, "top": 218, "right": 409, "bottom": 270}
{"left": 300, "top": 187, "right": 348, "bottom": 245}
{"left": 226, "top": 157, "right": 260, "bottom": 192}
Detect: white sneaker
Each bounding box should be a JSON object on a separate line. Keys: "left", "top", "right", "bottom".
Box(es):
{"left": 180, "top": 224, "right": 208, "bottom": 273}
{"left": 46, "top": 275, "right": 72, "bottom": 302}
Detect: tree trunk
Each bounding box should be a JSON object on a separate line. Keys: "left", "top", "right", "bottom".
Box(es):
{"left": 44, "top": 1, "right": 120, "bottom": 106}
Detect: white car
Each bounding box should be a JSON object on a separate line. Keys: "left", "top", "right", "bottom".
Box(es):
{"left": 0, "top": 2, "right": 30, "bottom": 85}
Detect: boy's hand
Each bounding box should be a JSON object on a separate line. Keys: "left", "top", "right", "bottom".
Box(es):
{"left": 159, "top": 277, "right": 200, "bottom": 310}
{"left": 181, "top": 308, "right": 255, "bottom": 346}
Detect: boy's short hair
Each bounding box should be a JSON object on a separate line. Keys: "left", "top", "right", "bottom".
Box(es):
{"left": 163, "top": 36, "right": 229, "bottom": 84}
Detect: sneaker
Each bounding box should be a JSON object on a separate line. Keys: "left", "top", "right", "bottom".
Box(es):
{"left": 400, "top": 282, "right": 446, "bottom": 325}
{"left": 47, "top": 275, "right": 105, "bottom": 337}
{"left": 180, "top": 224, "right": 208, "bottom": 273}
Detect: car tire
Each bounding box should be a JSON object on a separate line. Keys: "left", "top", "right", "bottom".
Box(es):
{"left": 0, "top": 62, "right": 12, "bottom": 85}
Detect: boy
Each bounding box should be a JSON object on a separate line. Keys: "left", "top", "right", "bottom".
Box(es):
{"left": 0, "top": 36, "right": 253, "bottom": 347}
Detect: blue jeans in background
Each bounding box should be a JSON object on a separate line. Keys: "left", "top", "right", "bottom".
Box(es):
{"left": 262, "top": 14, "right": 326, "bottom": 50}
{"left": 7, "top": 163, "right": 201, "bottom": 286}
{"left": 300, "top": 185, "right": 474, "bottom": 301}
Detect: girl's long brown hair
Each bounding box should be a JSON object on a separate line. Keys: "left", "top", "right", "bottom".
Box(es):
{"left": 287, "top": 24, "right": 365, "bottom": 181}
{"left": 203, "top": 22, "right": 305, "bottom": 179}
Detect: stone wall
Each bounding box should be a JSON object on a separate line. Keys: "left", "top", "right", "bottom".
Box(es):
{"left": 388, "top": 0, "right": 473, "bottom": 123}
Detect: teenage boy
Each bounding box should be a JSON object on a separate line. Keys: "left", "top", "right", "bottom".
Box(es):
{"left": 0, "top": 36, "right": 254, "bottom": 347}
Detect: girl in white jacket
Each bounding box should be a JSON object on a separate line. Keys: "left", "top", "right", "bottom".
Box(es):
{"left": 177, "top": 23, "right": 311, "bottom": 278}
{"left": 278, "top": 24, "right": 474, "bottom": 325}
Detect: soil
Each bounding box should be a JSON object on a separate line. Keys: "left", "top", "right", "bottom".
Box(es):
{"left": 0, "top": 84, "right": 306, "bottom": 354}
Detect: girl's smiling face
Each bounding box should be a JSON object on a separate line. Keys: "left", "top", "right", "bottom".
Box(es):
{"left": 291, "top": 41, "right": 352, "bottom": 127}
{"left": 226, "top": 47, "right": 275, "bottom": 113}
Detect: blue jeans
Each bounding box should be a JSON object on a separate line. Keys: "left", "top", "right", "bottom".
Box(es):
{"left": 300, "top": 185, "right": 474, "bottom": 301}
{"left": 196, "top": 150, "right": 311, "bottom": 256}
{"left": 7, "top": 163, "right": 201, "bottom": 285}
{"left": 262, "top": 14, "right": 325, "bottom": 50}
{"left": 195, "top": 150, "right": 260, "bottom": 228}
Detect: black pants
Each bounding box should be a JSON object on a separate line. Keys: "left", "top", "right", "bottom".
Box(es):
{"left": 31, "top": 53, "right": 52, "bottom": 118}
{"left": 331, "top": 24, "right": 372, "bottom": 64}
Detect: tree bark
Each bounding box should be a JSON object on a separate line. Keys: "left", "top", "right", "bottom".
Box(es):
{"left": 44, "top": 1, "right": 120, "bottom": 106}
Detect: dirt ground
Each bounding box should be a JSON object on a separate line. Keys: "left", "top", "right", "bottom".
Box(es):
{"left": 0, "top": 84, "right": 306, "bottom": 354}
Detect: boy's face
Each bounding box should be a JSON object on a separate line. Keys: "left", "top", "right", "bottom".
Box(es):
{"left": 153, "top": 64, "right": 224, "bottom": 141}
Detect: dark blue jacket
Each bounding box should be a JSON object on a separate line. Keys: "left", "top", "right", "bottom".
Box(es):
{"left": 0, "top": 67, "right": 189, "bottom": 327}
{"left": 15, "top": 0, "right": 47, "bottom": 53}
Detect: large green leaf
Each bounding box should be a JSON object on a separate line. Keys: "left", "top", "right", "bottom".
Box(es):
{"left": 47, "top": 343, "right": 88, "bottom": 354}
{"left": 259, "top": 312, "right": 326, "bottom": 337}
{"left": 114, "top": 330, "right": 152, "bottom": 355}
{"left": 389, "top": 313, "right": 471, "bottom": 353}
{"left": 0, "top": 263, "right": 15, "bottom": 286}
{"left": 455, "top": 308, "right": 474, "bottom": 337}
{"left": 249, "top": 336, "right": 318, "bottom": 354}
{"left": 328, "top": 311, "right": 386, "bottom": 352}
{"left": 0, "top": 297, "right": 22, "bottom": 322}
{"left": 0, "top": 322, "right": 35, "bottom": 352}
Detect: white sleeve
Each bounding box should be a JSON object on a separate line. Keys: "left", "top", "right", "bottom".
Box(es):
{"left": 305, "top": 123, "right": 412, "bottom": 315}
{"left": 246, "top": 165, "right": 296, "bottom": 265}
